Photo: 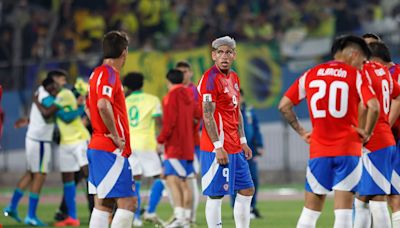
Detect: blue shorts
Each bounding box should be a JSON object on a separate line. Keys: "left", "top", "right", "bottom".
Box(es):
{"left": 200, "top": 150, "right": 254, "bottom": 196}
{"left": 358, "top": 146, "right": 394, "bottom": 196}
{"left": 306, "top": 156, "right": 361, "bottom": 195}
{"left": 164, "top": 159, "right": 194, "bottom": 178}
{"left": 391, "top": 143, "right": 400, "bottom": 194}
{"left": 87, "top": 149, "right": 135, "bottom": 199}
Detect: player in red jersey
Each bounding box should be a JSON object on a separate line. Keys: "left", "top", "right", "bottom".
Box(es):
{"left": 278, "top": 35, "right": 380, "bottom": 228}
{"left": 86, "top": 31, "right": 136, "bottom": 228}
{"left": 197, "top": 36, "right": 254, "bottom": 228}
{"left": 353, "top": 41, "right": 400, "bottom": 228}
{"left": 175, "top": 60, "right": 201, "bottom": 224}
{"left": 157, "top": 69, "right": 199, "bottom": 227}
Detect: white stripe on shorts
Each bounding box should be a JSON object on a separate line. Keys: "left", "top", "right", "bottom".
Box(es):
{"left": 202, "top": 157, "right": 219, "bottom": 192}
{"left": 392, "top": 170, "right": 400, "bottom": 194}
{"left": 362, "top": 151, "right": 391, "bottom": 194}
{"left": 169, "top": 159, "right": 187, "bottom": 177}
{"left": 88, "top": 181, "right": 96, "bottom": 194}
{"left": 96, "top": 151, "right": 125, "bottom": 199}
{"left": 333, "top": 159, "right": 362, "bottom": 191}
{"left": 306, "top": 166, "right": 330, "bottom": 194}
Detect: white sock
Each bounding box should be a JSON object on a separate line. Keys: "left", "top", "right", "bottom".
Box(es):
{"left": 353, "top": 198, "right": 371, "bottom": 228}
{"left": 370, "top": 200, "right": 391, "bottom": 228}
{"left": 174, "top": 207, "right": 185, "bottom": 221}
{"left": 190, "top": 178, "right": 200, "bottom": 222}
{"left": 184, "top": 208, "right": 191, "bottom": 221}
{"left": 333, "top": 209, "right": 352, "bottom": 228}
{"left": 233, "top": 193, "right": 253, "bottom": 228}
{"left": 110, "top": 209, "right": 134, "bottom": 228}
{"left": 296, "top": 207, "right": 321, "bottom": 228}
{"left": 206, "top": 197, "right": 222, "bottom": 228}
{"left": 89, "top": 208, "right": 110, "bottom": 228}
{"left": 392, "top": 211, "right": 400, "bottom": 228}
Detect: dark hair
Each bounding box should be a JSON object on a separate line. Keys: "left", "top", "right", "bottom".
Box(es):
{"left": 368, "top": 41, "right": 392, "bottom": 62}
{"left": 175, "top": 61, "right": 191, "bottom": 69}
{"left": 166, "top": 69, "right": 184, "bottom": 84}
{"left": 103, "top": 31, "right": 129, "bottom": 59}
{"left": 239, "top": 89, "right": 244, "bottom": 96}
{"left": 123, "top": 72, "right": 144, "bottom": 91}
{"left": 331, "top": 35, "right": 371, "bottom": 58}
{"left": 47, "top": 69, "right": 68, "bottom": 79}
{"left": 362, "top": 33, "right": 381, "bottom": 41}
{"left": 42, "top": 77, "right": 55, "bottom": 88}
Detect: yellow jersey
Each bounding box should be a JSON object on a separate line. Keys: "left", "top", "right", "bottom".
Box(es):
{"left": 56, "top": 89, "right": 90, "bottom": 145}
{"left": 126, "top": 91, "right": 161, "bottom": 151}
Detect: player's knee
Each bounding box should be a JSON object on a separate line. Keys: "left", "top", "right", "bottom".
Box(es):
{"left": 238, "top": 187, "right": 255, "bottom": 196}
{"left": 117, "top": 196, "right": 138, "bottom": 212}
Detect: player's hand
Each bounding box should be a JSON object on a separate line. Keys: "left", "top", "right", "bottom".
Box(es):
{"left": 14, "top": 118, "right": 29, "bottom": 128}
{"left": 300, "top": 131, "right": 311, "bottom": 144}
{"left": 215, "top": 147, "right": 229, "bottom": 165}
{"left": 32, "top": 94, "right": 39, "bottom": 105}
{"left": 156, "top": 143, "right": 164, "bottom": 154}
{"left": 242, "top": 143, "right": 253, "bottom": 160}
{"left": 353, "top": 126, "right": 371, "bottom": 144}
{"left": 105, "top": 133, "right": 125, "bottom": 151}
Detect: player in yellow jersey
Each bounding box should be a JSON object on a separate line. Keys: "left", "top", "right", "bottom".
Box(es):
{"left": 34, "top": 71, "right": 90, "bottom": 226}
{"left": 123, "top": 72, "right": 164, "bottom": 227}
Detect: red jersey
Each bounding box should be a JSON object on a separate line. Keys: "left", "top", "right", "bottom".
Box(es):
{"left": 87, "top": 64, "right": 131, "bottom": 157}
{"left": 197, "top": 65, "right": 242, "bottom": 154}
{"left": 157, "top": 85, "right": 199, "bottom": 160}
{"left": 285, "top": 61, "right": 376, "bottom": 158}
{"left": 390, "top": 64, "right": 400, "bottom": 141}
{"left": 363, "top": 61, "right": 400, "bottom": 151}
{"left": 187, "top": 83, "right": 200, "bottom": 146}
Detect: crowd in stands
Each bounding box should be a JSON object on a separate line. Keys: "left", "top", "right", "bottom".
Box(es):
{"left": 0, "top": 0, "right": 399, "bottom": 63}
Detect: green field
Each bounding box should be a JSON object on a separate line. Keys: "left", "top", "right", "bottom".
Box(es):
{"left": 1, "top": 199, "right": 336, "bottom": 227}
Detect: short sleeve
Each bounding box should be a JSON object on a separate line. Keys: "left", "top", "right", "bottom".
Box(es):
{"left": 42, "top": 96, "right": 56, "bottom": 108}
{"left": 197, "top": 72, "right": 218, "bottom": 103}
{"left": 152, "top": 97, "right": 162, "bottom": 117}
{"left": 357, "top": 71, "right": 376, "bottom": 105}
{"left": 96, "top": 68, "right": 116, "bottom": 103}
{"left": 284, "top": 71, "right": 308, "bottom": 105}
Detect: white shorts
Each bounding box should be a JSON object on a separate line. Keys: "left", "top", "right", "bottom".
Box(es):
{"left": 25, "top": 137, "right": 52, "bottom": 173}
{"left": 59, "top": 141, "right": 89, "bottom": 172}
{"left": 128, "top": 151, "right": 162, "bottom": 177}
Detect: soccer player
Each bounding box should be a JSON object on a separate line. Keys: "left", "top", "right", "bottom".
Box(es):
{"left": 157, "top": 69, "right": 199, "bottom": 227}
{"left": 3, "top": 77, "right": 61, "bottom": 226}
{"left": 33, "top": 70, "right": 90, "bottom": 226}
{"left": 86, "top": 31, "right": 136, "bottom": 228}
{"left": 231, "top": 89, "right": 265, "bottom": 219}
{"left": 175, "top": 60, "right": 201, "bottom": 223}
{"left": 123, "top": 72, "right": 164, "bottom": 226}
{"left": 197, "top": 36, "right": 255, "bottom": 228}
{"left": 278, "top": 35, "right": 380, "bottom": 228}
{"left": 353, "top": 41, "right": 400, "bottom": 228}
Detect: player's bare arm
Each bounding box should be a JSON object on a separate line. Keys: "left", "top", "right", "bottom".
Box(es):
{"left": 278, "top": 96, "right": 311, "bottom": 144}
{"left": 360, "top": 98, "right": 380, "bottom": 143}
{"left": 238, "top": 111, "right": 253, "bottom": 160}
{"left": 389, "top": 96, "right": 400, "bottom": 127}
{"left": 98, "top": 98, "right": 125, "bottom": 151}
{"left": 84, "top": 104, "right": 91, "bottom": 121}
{"left": 358, "top": 102, "right": 367, "bottom": 129}
{"left": 203, "top": 99, "right": 229, "bottom": 165}
{"left": 33, "top": 95, "right": 58, "bottom": 119}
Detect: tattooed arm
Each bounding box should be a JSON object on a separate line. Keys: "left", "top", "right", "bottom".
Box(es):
{"left": 278, "top": 96, "right": 311, "bottom": 144}
{"left": 203, "top": 99, "right": 229, "bottom": 164}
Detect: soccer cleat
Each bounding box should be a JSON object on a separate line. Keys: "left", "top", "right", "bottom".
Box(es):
{"left": 54, "top": 216, "right": 80, "bottom": 227}
{"left": 54, "top": 210, "right": 68, "bottom": 222}
{"left": 133, "top": 218, "right": 143, "bottom": 227}
{"left": 24, "top": 216, "right": 48, "bottom": 226}
{"left": 143, "top": 212, "right": 164, "bottom": 225}
{"left": 250, "top": 208, "right": 262, "bottom": 219}
{"left": 164, "top": 217, "right": 186, "bottom": 228}
{"left": 3, "top": 206, "right": 22, "bottom": 223}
